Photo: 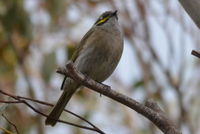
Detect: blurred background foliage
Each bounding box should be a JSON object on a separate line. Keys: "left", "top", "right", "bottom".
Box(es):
{"left": 0, "top": 0, "right": 199, "bottom": 134}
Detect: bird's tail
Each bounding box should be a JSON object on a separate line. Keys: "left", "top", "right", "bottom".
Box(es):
{"left": 45, "top": 81, "right": 78, "bottom": 126}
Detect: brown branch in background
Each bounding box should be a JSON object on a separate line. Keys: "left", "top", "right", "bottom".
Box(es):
{"left": 2, "top": 114, "right": 20, "bottom": 134}
{"left": 0, "top": 100, "right": 22, "bottom": 104}
{"left": 56, "top": 62, "right": 182, "bottom": 134}
{"left": 0, "top": 90, "right": 105, "bottom": 134}
{"left": 191, "top": 50, "right": 200, "bottom": 59}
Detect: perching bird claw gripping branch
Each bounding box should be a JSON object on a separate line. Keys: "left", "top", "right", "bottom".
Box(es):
{"left": 56, "top": 61, "right": 182, "bottom": 134}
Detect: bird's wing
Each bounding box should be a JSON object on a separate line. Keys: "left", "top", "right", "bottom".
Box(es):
{"left": 71, "top": 27, "right": 95, "bottom": 62}
{"left": 61, "top": 27, "right": 95, "bottom": 90}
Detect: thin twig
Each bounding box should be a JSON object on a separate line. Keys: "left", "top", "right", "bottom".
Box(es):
{"left": 17, "top": 96, "right": 103, "bottom": 132}
{"left": 191, "top": 50, "right": 200, "bottom": 59}
{"left": 0, "top": 90, "right": 105, "bottom": 134}
{"left": 0, "top": 100, "right": 22, "bottom": 104}
{"left": 2, "top": 114, "right": 20, "bottom": 134}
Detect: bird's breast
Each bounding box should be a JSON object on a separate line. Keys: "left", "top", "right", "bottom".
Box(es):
{"left": 75, "top": 27, "right": 123, "bottom": 82}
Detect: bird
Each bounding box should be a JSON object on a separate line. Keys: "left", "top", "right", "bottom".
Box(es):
{"left": 45, "top": 10, "right": 124, "bottom": 126}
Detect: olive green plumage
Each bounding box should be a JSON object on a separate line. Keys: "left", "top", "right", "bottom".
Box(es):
{"left": 45, "top": 10, "right": 123, "bottom": 126}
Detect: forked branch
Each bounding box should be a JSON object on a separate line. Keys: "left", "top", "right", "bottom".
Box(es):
{"left": 0, "top": 90, "right": 105, "bottom": 134}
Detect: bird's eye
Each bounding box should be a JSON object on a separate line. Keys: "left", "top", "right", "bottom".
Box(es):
{"left": 99, "top": 16, "right": 104, "bottom": 20}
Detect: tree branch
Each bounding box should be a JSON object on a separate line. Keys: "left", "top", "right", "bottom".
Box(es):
{"left": 0, "top": 90, "right": 105, "bottom": 134}
{"left": 56, "top": 61, "right": 182, "bottom": 134}
{"left": 2, "top": 114, "right": 20, "bottom": 134}
{"left": 191, "top": 50, "right": 200, "bottom": 59}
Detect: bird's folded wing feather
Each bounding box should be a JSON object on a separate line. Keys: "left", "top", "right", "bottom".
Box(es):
{"left": 71, "top": 28, "right": 95, "bottom": 62}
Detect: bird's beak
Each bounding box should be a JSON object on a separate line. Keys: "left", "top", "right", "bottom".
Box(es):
{"left": 111, "top": 10, "right": 118, "bottom": 19}
{"left": 112, "top": 10, "right": 118, "bottom": 16}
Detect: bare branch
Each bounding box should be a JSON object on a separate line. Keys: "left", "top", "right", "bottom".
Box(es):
{"left": 145, "top": 100, "right": 181, "bottom": 134}
{"left": 0, "top": 100, "right": 22, "bottom": 104}
{"left": 0, "top": 90, "right": 105, "bottom": 134}
{"left": 56, "top": 61, "right": 182, "bottom": 134}
{"left": 2, "top": 114, "right": 20, "bottom": 134}
{"left": 191, "top": 50, "right": 200, "bottom": 58}
{"left": 16, "top": 96, "right": 103, "bottom": 132}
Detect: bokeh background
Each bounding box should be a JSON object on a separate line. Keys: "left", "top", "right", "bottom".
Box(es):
{"left": 0, "top": 0, "right": 200, "bottom": 134}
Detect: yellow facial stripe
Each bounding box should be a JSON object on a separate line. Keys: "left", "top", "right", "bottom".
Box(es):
{"left": 97, "top": 17, "right": 109, "bottom": 25}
